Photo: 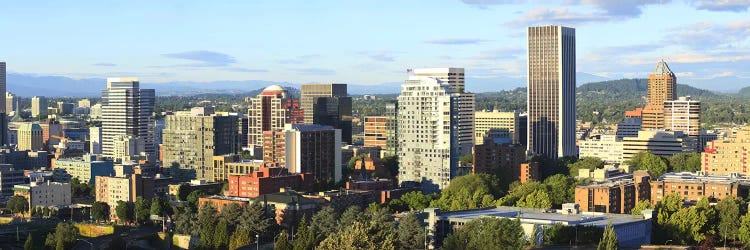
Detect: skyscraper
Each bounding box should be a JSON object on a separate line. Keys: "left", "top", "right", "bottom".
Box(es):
{"left": 300, "top": 84, "right": 353, "bottom": 144}
{"left": 643, "top": 60, "right": 676, "bottom": 130}
{"left": 5, "top": 92, "right": 14, "bottom": 115}
{"left": 0, "top": 63, "right": 6, "bottom": 146}
{"left": 31, "top": 96, "right": 48, "bottom": 118}
{"left": 100, "top": 78, "right": 156, "bottom": 161}
{"left": 17, "top": 123, "right": 43, "bottom": 151}
{"left": 247, "top": 85, "right": 288, "bottom": 150}
{"left": 526, "top": 25, "right": 577, "bottom": 159}
{"left": 397, "top": 68, "right": 475, "bottom": 192}
{"left": 385, "top": 102, "right": 399, "bottom": 157}
{"left": 284, "top": 124, "right": 342, "bottom": 183}
{"left": 162, "top": 111, "right": 240, "bottom": 182}
{"left": 664, "top": 96, "right": 700, "bottom": 137}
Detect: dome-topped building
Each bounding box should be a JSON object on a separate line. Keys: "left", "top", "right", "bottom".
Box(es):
{"left": 260, "top": 85, "right": 286, "bottom": 98}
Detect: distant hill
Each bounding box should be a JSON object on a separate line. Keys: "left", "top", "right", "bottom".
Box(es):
{"left": 577, "top": 78, "right": 717, "bottom": 98}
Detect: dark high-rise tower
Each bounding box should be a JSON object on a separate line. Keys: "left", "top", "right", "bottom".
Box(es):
{"left": 526, "top": 25, "right": 576, "bottom": 159}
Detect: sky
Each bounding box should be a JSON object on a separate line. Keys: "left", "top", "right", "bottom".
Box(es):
{"left": 2, "top": 0, "right": 750, "bottom": 90}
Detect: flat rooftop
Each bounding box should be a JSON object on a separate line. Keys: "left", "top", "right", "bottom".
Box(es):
{"left": 436, "top": 206, "right": 648, "bottom": 227}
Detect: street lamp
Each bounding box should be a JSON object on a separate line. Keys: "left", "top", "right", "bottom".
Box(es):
{"left": 256, "top": 234, "right": 260, "bottom": 250}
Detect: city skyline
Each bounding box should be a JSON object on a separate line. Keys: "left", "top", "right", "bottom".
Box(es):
{"left": 1, "top": 0, "right": 750, "bottom": 92}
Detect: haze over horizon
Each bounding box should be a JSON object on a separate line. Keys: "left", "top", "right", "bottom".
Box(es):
{"left": 2, "top": 0, "right": 750, "bottom": 94}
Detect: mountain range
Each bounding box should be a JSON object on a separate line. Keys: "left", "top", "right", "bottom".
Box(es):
{"left": 5, "top": 72, "right": 747, "bottom": 97}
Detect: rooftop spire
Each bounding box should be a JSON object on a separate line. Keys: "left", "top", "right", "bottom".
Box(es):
{"left": 652, "top": 60, "right": 674, "bottom": 76}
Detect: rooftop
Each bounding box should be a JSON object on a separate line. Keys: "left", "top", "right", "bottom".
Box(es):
{"left": 434, "top": 206, "right": 647, "bottom": 227}
{"left": 652, "top": 60, "right": 674, "bottom": 76}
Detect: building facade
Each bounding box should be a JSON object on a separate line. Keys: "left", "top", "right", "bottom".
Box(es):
{"left": 664, "top": 96, "right": 701, "bottom": 137}
{"left": 397, "top": 68, "right": 475, "bottom": 192}
{"left": 702, "top": 128, "right": 750, "bottom": 175}
{"left": 100, "top": 78, "right": 156, "bottom": 160}
{"left": 262, "top": 130, "right": 286, "bottom": 166}
{"left": 300, "top": 83, "right": 352, "bottom": 144}
{"left": 649, "top": 172, "right": 750, "bottom": 205}
{"left": 472, "top": 140, "right": 527, "bottom": 187}
{"left": 527, "top": 25, "right": 577, "bottom": 159}
{"left": 363, "top": 116, "right": 387, "bottom": 150}
{"left": 225, "top": 167, "right": 312, "bottom": 198}
{"left": 385, "top": 102, "right": 398, "bottom": 157}
{"left": 574, "top": 171, "right": 651, "bottom": 214}
{"left": 31, "top": 96, "right": 48, "bottom": 118}
{"left": 247, "top": 85, "right": 288, "bottom": 150}
{"left": 622, "top": 130, "right": 684, "bottom": 162}
{"left": 89, "top": 126, "right": 102, "bottom": 155}
{"left": 17, "top": 123, "right": 43, "bottom": 151}
{"left": 0, "top": 164, "right": 24, "bottom": 201}
{"left": 474, "top": 110, "right": 519, "bottom": 144}
{"left": 616, "top": 117, "right": 642, "bottom": 140}
{"left": 162, "top": 112, "right": 240, "bottom": 182}
{"left": 14, "top": 180, "right": 71, "bottom": 209}
{"left": 284, "top": 124, "right": 342, "bottom": 183}
{"left": 52, "top": 154, "right": 115, "bottom": 184}
{"left": 579, "top": 135, "right": 625, "bottom": 165}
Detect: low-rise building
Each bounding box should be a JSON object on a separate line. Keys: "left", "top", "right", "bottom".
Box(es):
{"left": 622, "top": 130, "right": 684, "bottom": 162}
{"left": 649, "top": 172, "right": 750, "bottom": 205}
{"left": 199, "top": 190, "right": 319, "bottom": 231}
{"left": 472, "top": 140, "right": 528, "bottom": 186}
{"left": 168, "top": 180, "right": 223, "bottom": 200}
{"left": 95, "top": 174, "right": 170, "bottom": 217}
{"left": 425, "top": 204, "right": 652, "bottom": 248}
{"left": 579, "top": 135, "right": 625, "bottom": 165}
{"left": 0, "top": 164, "right": 24, "bottom": 201}
{"left": 14, "top": 180, "right": 71, "bottom": 209}
{"left": 226, "top": 167, "right": 312, "bottom": 198}
{"left": 574, "top": 171, "right": 651, "bottom": 214}
{"left": 616, "top": 118, "right": 642, "bottom": 140}
{"left": 211, "top": 155, "right": 263, "bottom": 182}
{"left": 52, "top": 154, "right": 114, "bottom": 184}
{"left": 702, "top": 127, "right": 750, "bottom": 175}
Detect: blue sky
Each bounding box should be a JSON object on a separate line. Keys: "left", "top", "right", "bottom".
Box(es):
{"left": 2, "top": 0, "right": 749, "bottom": 89}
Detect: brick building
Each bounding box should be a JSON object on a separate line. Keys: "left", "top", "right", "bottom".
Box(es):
{"left": 649, "top": 172, "right": 750, "bottom": 205}
{"left": 225, "top": 167, "right": 311, "bottom": 198}
{"left": 472, "top": 140, "right": 527, "bottom": 186}
{"left": 574, "top": 171, "right": 651, "bottom": 214}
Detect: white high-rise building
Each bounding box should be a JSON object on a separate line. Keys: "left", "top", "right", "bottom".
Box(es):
{"left": 397, "top": 68, "right": 474, "bottom": 192}
{"left": 89, "top": 126, "right": 102, "bottom": 155}
{"left": 31, "top": 96, "right": 48, "bottom": 118}
{"left": 5, "top": 92, "right": 14, "bottom": 115}
{"left": 247, "top": 85, "right": 288, "bottom": 150}
{"left": 100, "top": 78, "right": 156, "bottom": 161}
{"left": 527, "top": 25, "right": 577, "bottom": 159}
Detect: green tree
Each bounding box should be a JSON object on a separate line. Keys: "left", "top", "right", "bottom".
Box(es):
{"left": 115, "top": 201, "right": 134, "bottom": 224}
{"left": 220, "top": 203, "right": 244, "bottom": 227}
{"left": 516, "top": 189, "right": 552, "bottom": 209}
{"left": 53, "top": 222, "right": 78, "bottom": 250}
{"left": 396, "top": 212, "right": 425, "bottom": 250}
{"left": 543, "top": 174, "right": 576, "bottom": 206}
{"left": 318, "top": 221, "right": 396, "bottom": 250}
{"left": 441, "top": 217, "right": 526, "bottom": 250}
{"left": 496, "top": 181, "right": 547, "bottom": 207}
{"left": 150, "top": 196, "right": 169, "bottom": 216}
{"left": 92, "top": 201, "right": 110, "bottom": 222}
{"left": 274, "top": 231, "right": 293, "bottom": 250}
{"left": 739, "top": 214, "right": 750, "bottom": 247}
{"left": 597, "top": 222, "right": 618, "bottom": 250}
{"left": 213, "top": 219, "right": 230, "bottom": 249}
{"left": 381, "top": 155, "right": 399, "bottom": 179}
{"left": 198, "top": 203, "right": 219, "bottom": 248}
{"left": 717, "top": 196, "right": 741, "bottom": 242}
{"left": 340, "top": 205, "right": 366, "bottom": 229}
{"left": 175, "top": 210, "right": 199, "bottom": 236}
{"left": 45, "top": 233, "right": 56, "bottom": 249}
{"left": 186, "top": 190, "right": 205, "bottom": 210}
{"left": 24, "top": 233, "right": 34, "bottom": 250}
{"left": 229, "top": 227, "right": 250, "bottom": 250}
{"left": 668, "top": 153, "right": 701, "bottom": 172}
{"left": 631, "top": 200, "right": 654, "bottom": 215}
{"left": 630, "top": 152, "right": 668, "bottom": 178}
{"left": 134, "top": 196, "right": 151, "bottom": 225}
{"left": 238, "top": 202, "right": 274, "bottom": 238}
{"left": 430, "top": 174, "right": 501, "bottom": 211}
{"left": 177, "top": 184, "right": 191, "bottom": 201}
{"left": 293, "top": 215, "right": 315, "bottom": 250}
{"left": 459, "top": 154, "right": 473, "bottom": 164}
{"left": 568, "top": 157, "right": 605, "bottom": 177}
{"left": 311, "top": 207, "right": 338, "bottom": 243}
{"left": 6, "top": 195, "right": 28, "bottom": 215}
{"left": 399, "top": 191, "right": 436, "bottom": 211}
